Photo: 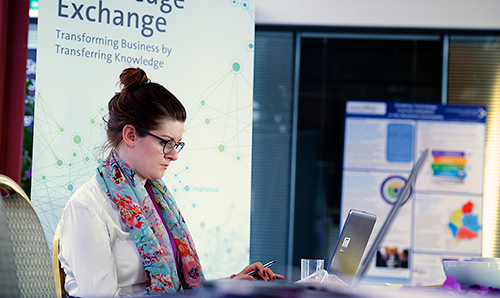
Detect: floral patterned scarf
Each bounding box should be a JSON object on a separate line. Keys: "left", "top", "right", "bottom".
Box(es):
{"left": 96, "top": 151, "right": 203, "bottom": 294}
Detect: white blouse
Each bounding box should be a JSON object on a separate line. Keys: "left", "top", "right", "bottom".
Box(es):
{"left": 57, "top": 175, "right": 148, "bottom": 297}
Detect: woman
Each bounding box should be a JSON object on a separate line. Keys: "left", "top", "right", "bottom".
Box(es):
{"left": 57, "top": 68, "right": 284, "bottom": 297}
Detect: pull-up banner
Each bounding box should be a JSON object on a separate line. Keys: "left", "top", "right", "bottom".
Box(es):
{"left": 32, "top": 0, "right": 255, "bottom": 279}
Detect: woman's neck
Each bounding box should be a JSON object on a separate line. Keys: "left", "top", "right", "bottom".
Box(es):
{"left": 114, "top": 145, "right": 147, "bottom": 185}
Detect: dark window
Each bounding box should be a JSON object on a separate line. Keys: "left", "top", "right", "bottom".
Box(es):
{"left": 293, "top": 36, "right": 443, "bottom": 271}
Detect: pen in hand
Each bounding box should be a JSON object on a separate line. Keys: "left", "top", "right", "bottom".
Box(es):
{"left": 247, "top": 260, "right": 277, "bottom": 276}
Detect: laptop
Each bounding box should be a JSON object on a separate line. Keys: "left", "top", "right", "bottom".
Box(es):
{"left": 327, "top": 146, "right": 430, "bottom": 285}
{"left": 327, "top": 209, "right": 377, "bottom": 284}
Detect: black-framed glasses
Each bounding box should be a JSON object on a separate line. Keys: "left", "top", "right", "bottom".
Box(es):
{"left": 139, "top": 129, "right": 185, "bottom": 155}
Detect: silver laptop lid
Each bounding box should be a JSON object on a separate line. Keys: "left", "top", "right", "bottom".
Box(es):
{"left": 327, "top": 209, "right": 376, "bottom": 284}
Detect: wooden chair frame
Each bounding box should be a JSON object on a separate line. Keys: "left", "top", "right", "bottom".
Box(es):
{"left": 52, "top": 226, "right": 67, "bottom": 298}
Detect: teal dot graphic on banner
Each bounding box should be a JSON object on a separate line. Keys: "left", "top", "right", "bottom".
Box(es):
{"left": 40, "top": 173, "right": 47, "bottom": 181}
{"left": 84, "top": 155, "right": 91, "bottom": 163}
{"left": 204, "top": 117, "right": 212, "bottom": 127}
{"left": 59, "top": 126, "right": 66, "bottom": 134}
{"left": 192, "top": 202, "right": 197, "bottom": 208}
{"left": 231, "top": 60, "right": 242, "bottom": 73}
{"left": 234, "top": 154, "right": 242, "bottom": 163}
{"left": 246, "top": 41, "right": 254, "bottom": 51}
{"left": 230, "top": 0, "right": 238, "bottom": 6}
{"left": 89, "top": 117, "right": 96, "bottom": 126}
{"left": 72, "top": 134, "right": 82, "bottom": 145}
{"left": 172, "top": 173, "right": 183, "bottom": 185}
{"left": 66, "top": 183, "right": 74, "bottom": 192}
{"left": 240, "top": 1, "right": 249, "bottom": 9}
{"left": 217, "top": 143, "right": 227, "bottom": 155}
{"left": 200, "top": 98, "right": 207, "bottom": 108}
{"left": 71, "top": 151, "right": 78, "bottom": 159}
{"left": 55, "top": 158, "right": 64, "bottom": 168}
{"left": 67, "top": 162, "right": 73, "bottom": 169}
{"left": 184, "top": 184, "right": 191, "bottom": 193}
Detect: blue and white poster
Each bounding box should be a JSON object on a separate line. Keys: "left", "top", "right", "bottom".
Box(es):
{"left": 32, "top": 0, "right": 255, "bottom": 279}
{"left": 342, "top": 101, "right": 486, "bottom": 285}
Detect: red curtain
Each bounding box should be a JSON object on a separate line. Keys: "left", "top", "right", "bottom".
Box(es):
{"left": 0, "top": 0, "right": 30, "bottom": 184}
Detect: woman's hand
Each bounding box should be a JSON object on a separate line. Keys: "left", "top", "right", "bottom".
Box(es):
{"left": 229, "top": 262, "right": 285, "bottom": 281}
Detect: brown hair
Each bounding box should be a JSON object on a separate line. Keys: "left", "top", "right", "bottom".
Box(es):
{"left": 104, "top": 67, "right": 186, "bottom": 150}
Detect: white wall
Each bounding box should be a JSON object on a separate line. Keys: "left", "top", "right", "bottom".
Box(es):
{"left": 256, "top": 0, "right": 500, "bottom": 30}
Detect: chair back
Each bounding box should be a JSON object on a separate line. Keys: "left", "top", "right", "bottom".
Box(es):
{"left": 0, "top": 196, "right": 20, "bottom": 297}
{"left": 0, "top": 174, "right": 56, "bottom": 297}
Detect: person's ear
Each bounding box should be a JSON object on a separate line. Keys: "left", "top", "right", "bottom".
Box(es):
{"left": 122, "top": 124, "right": 137, "bottom": 148}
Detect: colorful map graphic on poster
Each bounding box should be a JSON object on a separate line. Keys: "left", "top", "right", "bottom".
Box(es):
{"left": 448, "top": 201, "right": 481, "bottom": 241}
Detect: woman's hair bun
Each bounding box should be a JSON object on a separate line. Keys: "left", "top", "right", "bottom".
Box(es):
{"left": 104, "top": 67, "right": 186, "bottom": 151}
{"left": 119, "top": 67, "right": 149, "bottom": 93}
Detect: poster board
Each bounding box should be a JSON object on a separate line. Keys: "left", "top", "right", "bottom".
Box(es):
{"left": 31, "top": 0, "right": 255, "bottom": 279}
{"left": 341, "top": 101, "right": 486, "bottom": 285}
